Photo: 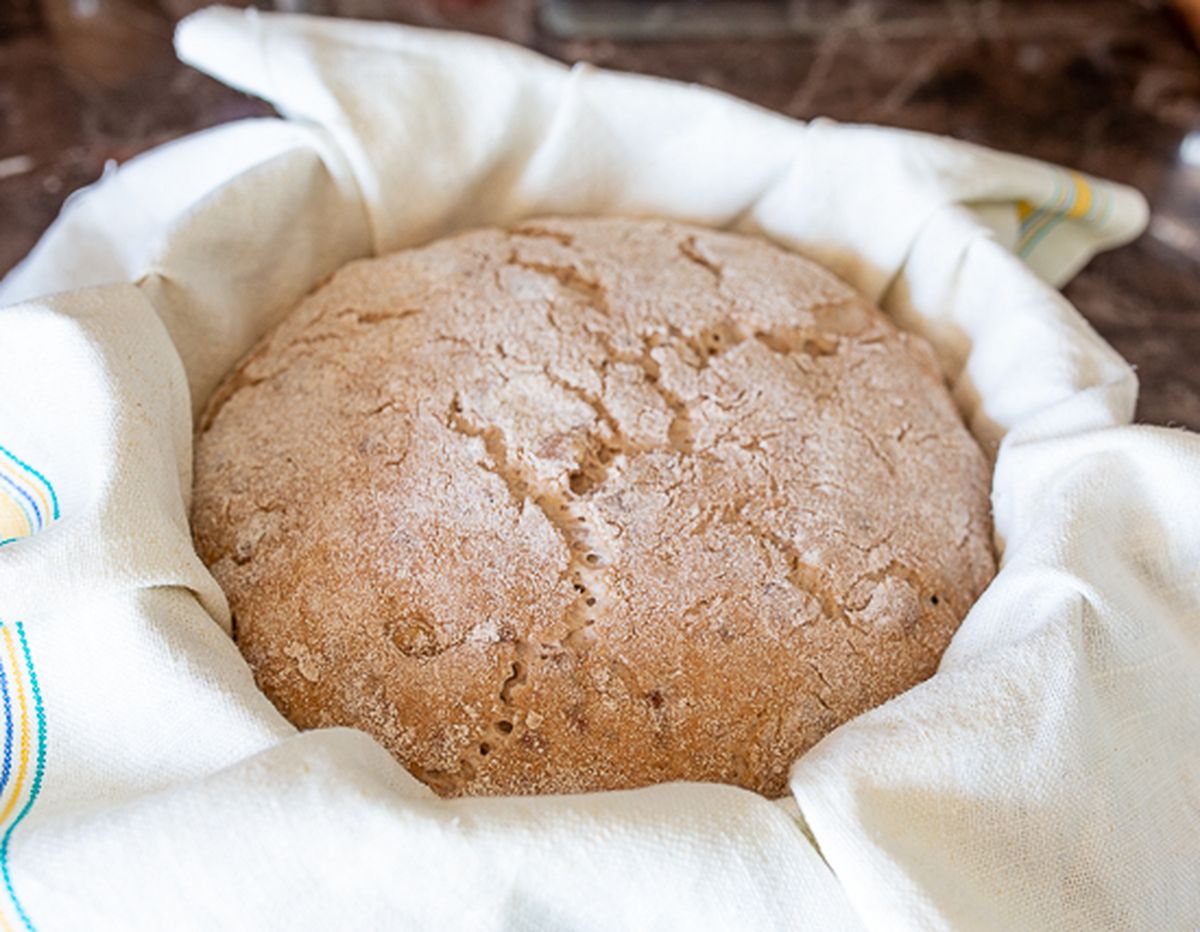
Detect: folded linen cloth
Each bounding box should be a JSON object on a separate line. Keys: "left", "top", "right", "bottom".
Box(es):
{"left": 0, "top": 7, "right": 1195, "bottom": 929}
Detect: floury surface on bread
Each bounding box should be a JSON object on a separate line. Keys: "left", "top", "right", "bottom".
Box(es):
{"left": 191, "top": 217, "right": 995, "bottom": 798}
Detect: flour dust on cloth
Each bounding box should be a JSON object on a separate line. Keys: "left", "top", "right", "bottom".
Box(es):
{"left": 0, "top": 7, "right": 1196, "bottom": 930}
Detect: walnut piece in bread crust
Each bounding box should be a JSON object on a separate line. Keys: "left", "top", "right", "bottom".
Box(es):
{"left": 192, "top": 217, "right": 995, "bottom": 798}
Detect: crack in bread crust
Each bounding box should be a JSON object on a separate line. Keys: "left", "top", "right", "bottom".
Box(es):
{"left": 445, "top": 395, "right": 617, "bottom": 729}
{"left": 192, "top": 217, "right": 997, "bottom": 799}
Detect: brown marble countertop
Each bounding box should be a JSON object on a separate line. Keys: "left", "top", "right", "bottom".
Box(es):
{"left": 2, "top": 0, "right": 1198, "bottom": 427}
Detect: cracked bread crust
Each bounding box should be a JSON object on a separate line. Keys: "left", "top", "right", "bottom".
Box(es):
{"left": 191, "top": 217, "right": 996, "bottom": 799}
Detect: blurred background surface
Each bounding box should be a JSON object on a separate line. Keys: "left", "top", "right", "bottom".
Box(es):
{"left": 1, "top": 0, "right": 1198, "bottom": 428}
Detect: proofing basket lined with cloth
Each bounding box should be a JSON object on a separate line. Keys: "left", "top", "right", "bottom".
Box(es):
{"left": 0, "top": 7, "right": 1197, "bottom": 929}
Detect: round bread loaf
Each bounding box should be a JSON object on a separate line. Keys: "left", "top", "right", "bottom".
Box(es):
{"left": 192, "top": 217, "right": 995, "bottom": 798}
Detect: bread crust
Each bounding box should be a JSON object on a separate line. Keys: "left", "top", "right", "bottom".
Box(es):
{"left": 192, "top": 217, "right": 995, "bottom": 798}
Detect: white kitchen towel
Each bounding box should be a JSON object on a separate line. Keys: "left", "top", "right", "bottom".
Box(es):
{"left": 0, "top": 6, "right": 1195, "bottom": 929}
